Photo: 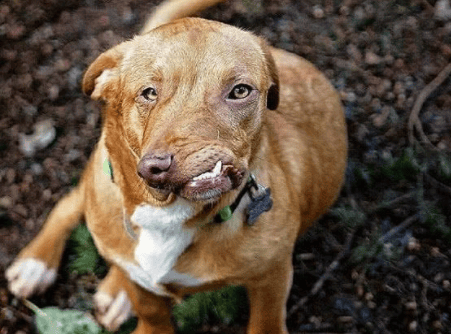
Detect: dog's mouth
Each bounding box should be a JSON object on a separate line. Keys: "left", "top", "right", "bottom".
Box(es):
{"left": 179, "top": 160, "right": 244, "bottom": 202}
{"left": 138, "top": 150, "right": 245, "bottom": 202}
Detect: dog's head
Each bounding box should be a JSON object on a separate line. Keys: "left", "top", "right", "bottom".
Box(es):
{"left": 83, "top": 18, "right": 279, "bottom": 204}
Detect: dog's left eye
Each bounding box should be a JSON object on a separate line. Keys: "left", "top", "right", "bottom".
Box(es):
{"left": 228, "top": 84, "right": 252, "bottom": 100}
{"left": 141, "top": 87, "right": 158, "bottom": 101}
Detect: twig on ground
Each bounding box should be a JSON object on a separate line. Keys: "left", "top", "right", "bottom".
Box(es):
{"left": 369, "top": 191, "right": 417, "bottom": 214}
{"left": 408, "top": 62, "right": 451, "bottom": 148}
{"left": 423, "top": 172, "right": 451, "bottom": 196}
{"left": 378, "top": 214, "right": 419, "bottom": 244}
{"left": 287, "top": 231, "right": 355, "bottom": 318}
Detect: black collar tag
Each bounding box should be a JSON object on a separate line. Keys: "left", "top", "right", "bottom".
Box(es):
{"left": 213, "top": 174, "right": 273, "bottom": 225}
{"left": 245, "top": 175, "right": 273, "bottom": 225}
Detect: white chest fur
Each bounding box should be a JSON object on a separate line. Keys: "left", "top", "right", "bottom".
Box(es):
{"left": 119, "top": 198, "right": 204, "bottom": 294}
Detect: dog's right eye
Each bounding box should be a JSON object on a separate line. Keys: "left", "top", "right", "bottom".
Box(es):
{"left": 141, "top": 87, "right": 158, "bottom": 102}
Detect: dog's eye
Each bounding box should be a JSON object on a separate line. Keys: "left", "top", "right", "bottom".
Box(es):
{"left": 228, "top": 84, "right": 252, "bottom": 100}
{"left": 141, "top": 87, "right": 158, "bottom": 101}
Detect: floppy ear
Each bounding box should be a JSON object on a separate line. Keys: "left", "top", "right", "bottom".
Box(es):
{"left": 82, "top": 44, "right": 125, "bottom": 101}
{"left": 259, "top": 41, "right": 280, "bottom": 111}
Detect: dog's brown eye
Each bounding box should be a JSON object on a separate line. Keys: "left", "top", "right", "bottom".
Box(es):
{"left": 142, "top": 87, "right": 158, "bottom": 101}
{"left": 228, "top": 84, "right": 252, "bottom": 100}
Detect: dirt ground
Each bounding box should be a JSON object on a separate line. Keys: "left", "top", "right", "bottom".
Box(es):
{"left": 1, "top": 0, "right": 451, "bottom": 333}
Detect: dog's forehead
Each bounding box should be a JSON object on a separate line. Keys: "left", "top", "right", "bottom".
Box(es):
{"left": 123, "top": 24, "right": 267, "bottom": 83}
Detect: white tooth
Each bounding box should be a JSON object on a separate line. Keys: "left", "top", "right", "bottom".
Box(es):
{"left": 213, "top": 161, "right": 222, "bottom": 176}
{"left": 193, "top": 161, "right": 222, "bottom": 181}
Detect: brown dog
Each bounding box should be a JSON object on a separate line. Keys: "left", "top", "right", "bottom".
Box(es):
{"left": 6, "top": 0, "right": 347, "bottom": 333}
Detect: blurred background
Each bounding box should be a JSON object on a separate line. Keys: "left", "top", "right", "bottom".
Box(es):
{"left": 1, "top": 0, "right": 451, "bottom": 333}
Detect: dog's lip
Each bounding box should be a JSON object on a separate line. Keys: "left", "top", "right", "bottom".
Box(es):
{"left": 180, "top": 160, "right": 244, "bottom": 202}
{"left": 192, "top": 160, "right": 223, "bottom": 181}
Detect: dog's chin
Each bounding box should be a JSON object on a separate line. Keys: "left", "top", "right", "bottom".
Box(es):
{"left": 147, "top": 186, "right": 173, "bottom": 202}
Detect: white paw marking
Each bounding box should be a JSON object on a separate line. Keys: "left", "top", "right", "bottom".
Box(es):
{"left": 94, "top": 290, "right": 133, "bottom": 331}
{"left": 5, "top": 258, "right": 57, "bottom": 298}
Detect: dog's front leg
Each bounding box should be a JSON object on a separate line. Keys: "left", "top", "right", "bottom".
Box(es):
{"left": 245, "top": 257, "right": 293, "bottom": 334}
{"left": 6, "top": 186, "right": 85, "bottom": 298}
{"left": 94, "top": 265, "right": 134, "bottom": 331}
{"left": 95, "top": 265, "right": 174, "bottom": 334}
{"left": 129, "top": 283, "right": 175, "bottom": 334}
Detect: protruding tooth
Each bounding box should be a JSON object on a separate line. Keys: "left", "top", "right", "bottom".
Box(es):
{"left": 213, "top": 161, "right": 222, "bottom": 176}
{"left": 193, "top": 161, "right": 223, "bottom": 181}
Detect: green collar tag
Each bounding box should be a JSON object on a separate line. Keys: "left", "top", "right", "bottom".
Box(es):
{"left": 103, "top": 158, "right": 113, "bottom": 179}
{"left": 218, "top": 205, "right": 233, "bottom": 222}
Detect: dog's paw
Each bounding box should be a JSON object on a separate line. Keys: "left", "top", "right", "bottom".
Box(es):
{"left": 5, "top": 258, "right": 57, "bottom": 298}
{"left": 94, "top": 289, "right": 133, "bottom": 331}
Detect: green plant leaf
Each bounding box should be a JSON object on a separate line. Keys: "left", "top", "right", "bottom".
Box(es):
{"left": 25, "top": 301, "right": 102, "bottom": 334}
{"left": 173, "top": 285, "right": 247, "bottom": 333}
{"left": 68, "top": 225, "right": 103, "bottom": 275}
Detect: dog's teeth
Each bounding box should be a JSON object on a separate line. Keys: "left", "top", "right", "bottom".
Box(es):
{"left": 193, "top": 161, "right": 222, "bottom": 181}
{"left": 213, "top": 161, "right": 222, "bottom": 176}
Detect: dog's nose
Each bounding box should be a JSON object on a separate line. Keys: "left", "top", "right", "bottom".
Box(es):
{"left": 137, "top": 153, "right": 173, "bottom": 183}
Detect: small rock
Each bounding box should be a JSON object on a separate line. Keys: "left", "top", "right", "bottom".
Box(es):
{"left": 405, "top": 301, "right": 417, "bottom": 311}
{"left": 65, "top": 149, "right": 82, "bottom": 162}
{"left": 376, "top": 79, "right": 392, "bottom": 97}
{"left": 364, "top": 292, "right": 374, "bottom": 301}
{"left": 407, "top": 237, "right": 420, "bottom": 252}
{"left": 408, "top": 320, "right": 418, "bottom": 332}
{"left": 365, "top": 51, "right": 383, "bottom": 65}
{"left": 394, "top": 58, "right": 405, "bottom": 69}
{"left": 339, "top": 5, "right": 350, "bottom": 16}
{"left": 346, "top": 91, "right": 357, "bottom": 103}
{"left": 43, "top": 189, "right": 52, "bottom": 201}
{"left": 385, "top": 92, "right": 395, "bottom": 101}
{"left": 55, "top": 58, "right": 71, "bottom": 72}
{"left": 367, "top": 301, "right": 376, "bottom": 309}
{"left": 430, "top": 246, "right": 441, "bottom": 257}
{"left": 309, "top": 315, "right": 322, "bottom": 326}
{"left": 354, "top": 6, "right": 365, "bottom": 22}
{"left": 347, "top": 44, "right": 362, "bottom": 63}
{"left": 356, "top": 124, "right": 369, "bottom": 143}
{"left": 14, "top": 204, "right": 28, "bottom": 217}
{"left": 121, "top": 6, "right": 134, "bottom": 24}
{"left": 48, "top": 85, "right": 60, "bottom": 101}
{"left": 338, "top": 316, "right": 354, "bottom": 323}
{"left": 6, "top": 23, "right": 26, "bottom": 40}
{"left": 393, "top": 81, "right": 405, "bottom": 95}
{"left": 312, "top": 5, "right": 325, "bottom": 19}
{"left": 3, "top": 308, "right": 14, "bottom": 320}
{"left": 30, "top": 163, "right": 43, "bottom": 175}
{"left": 435, "top": 0, "right": 451, "bottom": 21}
{"left": 99, "top": 14, "right": 110, "bottom": 27}
{"left": 0, "top": 196, "right": 13, "bottom": 209}
{"left": 0, "top": 5, "right": 10, "bottom": 23}
{"left": 23, "top": 104, "right": 38, "bottom": 116}
{"left": 6, "top": 169, "right": 15, "bottom": 183}
{"left": 19, "top": 119, "right": 56, "bottom": 157}
{"left": 67, "top": 66, "right": 83, "bottom": 90}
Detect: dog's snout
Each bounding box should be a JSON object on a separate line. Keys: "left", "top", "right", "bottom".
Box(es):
{"left": 138, "top": 153, "right": 173, "bottom": 183}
